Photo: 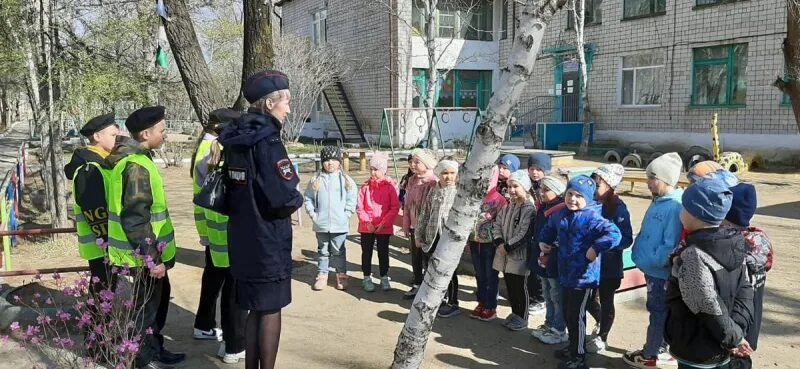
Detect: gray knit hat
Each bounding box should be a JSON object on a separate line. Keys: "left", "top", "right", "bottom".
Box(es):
{"left": 540, "top": 175, "right": 566, "bottom": 196}
{"left": 645, "top": 152, "right": 682, "bottom": 187}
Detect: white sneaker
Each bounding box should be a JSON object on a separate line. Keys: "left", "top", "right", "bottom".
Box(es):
{"left": 194, "top": 327, "right": 222, "bottom": 341}
{"left": 586, "top": 335, "right": 606, "bottom": 353}
{"left": 222, "top": 350, "right": 246, "bottom": 364}
{"left": 538, "top": 327, "right": 568, "bottom": 345}
{"left": 530, "top": 324, "right": 550, "bottom": 339}
{"left": 657, "top": 349, "right": 678, "bottom": 366}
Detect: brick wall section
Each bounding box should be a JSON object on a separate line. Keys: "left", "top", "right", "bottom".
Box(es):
{"left": 498, "top": 0, "right": 794, "bottom": 136}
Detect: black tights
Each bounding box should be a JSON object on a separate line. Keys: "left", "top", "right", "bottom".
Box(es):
{"left": 586, "top": 278, "right": 621, "bottom": 342}
{"left": 245, "top": 310, "right": 282, "bottom": 369}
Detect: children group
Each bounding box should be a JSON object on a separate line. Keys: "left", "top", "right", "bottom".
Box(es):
{"left": 301, "top": 147, "right": 771, "bottom": 369}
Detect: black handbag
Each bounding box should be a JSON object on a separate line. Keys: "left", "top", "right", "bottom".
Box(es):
{"left": 193, "top": 164, "right": 228, "bottom": 214}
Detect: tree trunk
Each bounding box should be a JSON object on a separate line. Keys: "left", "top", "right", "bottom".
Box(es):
{"left": 391, "top": 0, "right": 567, "bottom": 367}
{"left": 424, "top": 1, "right": 439, "bottom": 151}
{"left": 0, "top": 88, "right": 9, "bottom": 131}
{"left": 161, "top": 0, "right": 221, "bottom": 124}
{"left": 776, "top": 1, "right": 800, "bottom": 132}
{"left": 232, "top": 0, "right": 275, "bottom": 110}
{"left": 574, "top": 0, "right": 592, "bottom": 156}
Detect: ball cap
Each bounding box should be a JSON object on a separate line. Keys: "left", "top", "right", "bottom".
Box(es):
{"left": 243, "top": 70, "right": 290, "bottom": 104}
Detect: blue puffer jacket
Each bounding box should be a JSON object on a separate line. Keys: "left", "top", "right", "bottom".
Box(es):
{"left": 539, "top": 203, "right": 622, "bottom": 289}
{"left": 632, "top": 189, "right": 684, "bottom": 280}
{"left": 303, "top": 170, "right": 358, "bottom": 233}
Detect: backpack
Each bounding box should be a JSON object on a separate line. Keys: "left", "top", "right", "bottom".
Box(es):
{"left": 741, "top": 226, "right": 773, "bottom": 288}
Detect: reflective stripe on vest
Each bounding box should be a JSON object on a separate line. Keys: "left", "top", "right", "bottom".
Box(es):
{"left": 106, "top": 154, "right": 177, "bottom": 266}
{"left": 72, "top": 161, "right": 109, "bottom": 261}
{"left": 205, "top": 206, "right": 230, "bottom": 268}
{"left": 192, "top": 140, "right": 213, "bottom": 243}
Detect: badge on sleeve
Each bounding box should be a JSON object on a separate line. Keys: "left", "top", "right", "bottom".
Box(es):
{"left": 276, "top": 159, "right": 295, "bottom": 180}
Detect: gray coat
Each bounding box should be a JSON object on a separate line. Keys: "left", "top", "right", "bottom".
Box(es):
{"left": 492, "top": 197, "right": 535, "bottom": 275}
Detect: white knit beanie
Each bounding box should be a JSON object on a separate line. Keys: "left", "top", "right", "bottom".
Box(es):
{"left": 509, "top": 170, "right": 532, "bottom": 191}
{"left": 410, "top": 148, "right": 438, "bottom": 170}
{"left": 434, "top": 160, "right": 459, "bottom": 176}
{"left": 645, "top": 152, "right": 683, "bottom": 187}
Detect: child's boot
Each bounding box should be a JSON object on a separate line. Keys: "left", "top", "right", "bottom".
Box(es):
{"left": 336, "top": 273, "right": 349, "bottom": 290}
{"left": 362, "top": 276, "right": 375, "bottom": 292}
{"left": 380, "top": 276, "right": 391, "bottom": 291}
{"left": 313, "top": 273, "right": 328, "bottom": 291}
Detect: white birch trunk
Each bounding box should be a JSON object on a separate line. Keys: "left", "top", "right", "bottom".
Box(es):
{"left": 392, "top": 0, "right": 567, "bottom": 367}
{"left": 424, "top": 0, "right": 439, "bottom": 151}
{"left": 573, "top": 0, "right": 592, "bottom": 156}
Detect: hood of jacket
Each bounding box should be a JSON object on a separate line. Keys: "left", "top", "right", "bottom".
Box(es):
{"left": 106, "top": 136, "right": 150, "bottom": 168}
{"left": 654, "top": 187, "right": 684, "bottom": 203}
{"left": 64, "top": 148, "right": 106, "bottom": 179}
{"left": 686, "top": 227, "right": 747, "bottom": 272}
{"left": 218, "top": 109, "right": 281, "bottom": 149}
{"left": 367, "top": 176, "right": 397, "bottom": 190}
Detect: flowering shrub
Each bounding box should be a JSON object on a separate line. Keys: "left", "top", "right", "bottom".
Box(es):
{"left": 1, "top": 240, "right": 168, "bottom": 369}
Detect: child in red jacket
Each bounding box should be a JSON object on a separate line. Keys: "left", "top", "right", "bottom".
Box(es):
{"left": 357, "top": 152, "right": 401, "bottom": 291}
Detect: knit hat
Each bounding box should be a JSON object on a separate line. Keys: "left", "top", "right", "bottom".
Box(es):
{"left": 320, "top": 146, "right": 341, "bottom": 163}
{"left": 497, "top": 154, "right": 520, "bottom": 172}
{"left": 508, "top": 170, "right": 532, "bottom": 191}
{"left": 369, "top": 151, "right": 389, "bottom": 174}
{"left": 593, "top": 164, "right": 625, "bottom": 189}
{"left": 527, "top": 153, "right": 552, "bottom": 173}
{"left": 435, "top": 160, "right": 459, "bottom": 176}
{"left": 410, "top": 148, "right": 438, "bottom": 170}
{"left": 682, "top": 177, "right": 733, "bottom": 226}
{"left": 688, "top": 161, "right": 724, "bottom": 183}
{"left": 540, "top": 175, "right": 566, "bottom": 196}
{"left": 645, "top": 152, "right": 683, "bottom": 187}
{"left": 567, "top": 175, "right": 597, "bottom": 203}
{"left": 726, "top": 183, "right": 757, "bottom": 227}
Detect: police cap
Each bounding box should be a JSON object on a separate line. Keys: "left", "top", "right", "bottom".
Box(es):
{"left": 80, "top": 113, "right": 117, "bottom": 137}
{"left": 125, "top": 106, "right": 166, "bottom": 133}
{"left": 243, "top": 70, "right": 289, "bottom": 104}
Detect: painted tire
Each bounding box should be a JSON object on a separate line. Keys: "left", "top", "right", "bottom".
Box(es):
{"left": 719, "top": 152, "right": 747, "bottom": 174}
{"left": 621, "top": 153, "right": 643, "bottom": 169}
{"left": 648, "top": 152, "right": 664, "bottom": 164}
{"left": 682, "top": 146, "right": 713, "bottom": 171}
{"left": 604, "top": 150, "right": 622, "bottom": 163}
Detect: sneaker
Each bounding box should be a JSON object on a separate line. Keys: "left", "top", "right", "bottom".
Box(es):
{"left": 623, "top": 349, "right": 657, "bottom": 369}
{"left": 193, "top": 327, "right": 222, "bottom": 341}
{"left": 586, "top": 336, "right": 606, "bottom": 353}
{"left": 313, "top": 273, "right": 328, "bottom": 291}
{"left": 527, "top": 301, "right": 546, "bottom": 316}
{"left": 362, "top": 278, "right": 375, "bottom": 292}
{"left": 477, "top": 309, "right": 497, "bottom": 321}
{"left": 380, "top": 276, "right": 391, "bottom": 291}
{"left": 554, "top": 346, "right": 571, "bottom": 360}
{"left": 506, "top": 315, "right": 528, "bottom": 331}
{"left": 591, "top": 323, "right": 600, "bottom": 336}
{"left": 657, "top": 348, "right": 677, "bottom": 366}
{"left": 538, "top": 327, "right": 569, "bottom": 345}
{"left": 502, "top": 313, "right": 518, "bottom": 327}
{"left": 403, "top": 285, "right": 419, "bottom": 299}
{"left": 469, "top": 304, "right": 485, "bottom": 319}
{"left": 530, "top": 324, "right": 550, "bottom": 339}
{"left": 437, "top": 304, "right": 461, "bottom": 318}
{"left": 221, "top": 350, "right": 246, "bottom": 364}
{"left": 336, "top": 273, "right": 348, "bottom": 290}
{"left": 558, "top": 357, "right": 588, "bottom": 369}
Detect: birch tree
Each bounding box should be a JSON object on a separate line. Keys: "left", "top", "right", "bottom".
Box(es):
{"left": 392, "top": 0, "right": 567, "bottom": 366}
{"left": 571, "top": 0, "right": 593, "bottom": 155}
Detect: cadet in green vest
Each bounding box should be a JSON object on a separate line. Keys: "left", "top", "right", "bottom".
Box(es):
{"left": 105, "top": 106, "right": 183, "bottom": 369}
{"left": 191, "top": 109, "right": 248, "bottom": 364}
{"left": 64, "top": 113, "right": 119, "bottom": 293}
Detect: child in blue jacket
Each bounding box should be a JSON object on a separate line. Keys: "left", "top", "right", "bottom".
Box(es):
{"left": 539, "top": 175, "right": 622, "bottom": 369}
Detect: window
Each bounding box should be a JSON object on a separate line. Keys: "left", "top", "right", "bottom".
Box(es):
{"left": 500, "top": 0, "right": 508, "bottom": 40}
{"left": 623, "top": 0, "right": 665, "bottom": 19}
{"left": 567, "top": 0, "right": 602, "bottom": 29}
{"left": 696, "top": 0, "right": 742, "bottom": 6}
{"left": 412, "top": 69, "right": 493, "bottom": 109}
{"left": 691, "top": 44, "right": 748, "bottom": 106}
{"left": 437, "top": 9, "right": 457, "bottom": 38}
{"left": 411, "top": 0, "right": 494, "bottom": 41}
{"left": 621, "top": 52, "right": 665, "bottom": 106}
{"left": 311, "top": 10, "right": 327, "bottom": 47}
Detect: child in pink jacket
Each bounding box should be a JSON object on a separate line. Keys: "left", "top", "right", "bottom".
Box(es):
{"left": 357, "top": 152, "right": 401, "bottom": 292}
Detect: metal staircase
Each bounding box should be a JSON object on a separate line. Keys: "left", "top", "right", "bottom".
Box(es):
{"left": 322, "top": 82, "right": 366, "bottom": 144}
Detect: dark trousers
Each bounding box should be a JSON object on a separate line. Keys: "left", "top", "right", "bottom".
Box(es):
{"left": 746, "top": 283, "right": 765, "bottom": 350}
{"left": 586, "top": 278, "right": 622, "bottom": 342}
{"left": 423, "top": 236, "right": 459, "bottom": 306}
{"left": 135, "top": 270, "right": 171, "bottom": 366}
{"left": 195, "top": 248, "right": 247, "bottom": 353}
{"left": 469, "top": 241, "right": 499, "bottom": 309}
{"left": 527, "top": 273, "right": 544, "bottom": 304}
{"left": 87, "top": 258, "right": 116, "bottom": 295}
{"left": 503, "top": 273, "right": 529, "bottom": 319}
{"left": 409, "top": 230, "right": 425, "bottom": 286}
{"left": 563, "top": 288, "right": 592, "bottom": 360}
{"left": 360, "top": 233, "right": 391, "bottom": 277}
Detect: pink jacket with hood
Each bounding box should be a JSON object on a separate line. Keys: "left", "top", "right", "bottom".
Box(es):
{"left": 356, "top": 176, "right": 401, "bottom": 235}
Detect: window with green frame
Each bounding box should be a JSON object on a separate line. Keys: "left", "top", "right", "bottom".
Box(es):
{"left": 691, "top": 44, "right": 748, "bottom": 107}
{"left": 412, "top": 69, "right": 492, "bottom": 109}
{"left": 623, "top": 0, "right": 665, "bottom": 19}
{"left": 567, "top": 0, "right": 602, "bottom": 29}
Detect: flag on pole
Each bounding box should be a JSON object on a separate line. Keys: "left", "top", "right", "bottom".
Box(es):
{"left": 155, "top": 46, "right": 168, "bottom": 69}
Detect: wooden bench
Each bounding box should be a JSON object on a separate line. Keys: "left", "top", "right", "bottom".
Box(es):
{"left": 622, "top": 176, "right": 690, "bottom": 193}
{"left": 341, "top": 149, "right": 369, "bottom": 172}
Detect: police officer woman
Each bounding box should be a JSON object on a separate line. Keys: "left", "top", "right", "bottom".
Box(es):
{"left": 218, "top": 70, "right": 303, "bottom": 369}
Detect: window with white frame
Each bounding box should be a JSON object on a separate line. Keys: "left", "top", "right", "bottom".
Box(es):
{"left": 620, "top": 52, "right": 665, "bottom": 106}
{"left": 411, "top": 0, "right": 494, "bottom": 41}
{"left": 312, "top": 10, "right": 327, "bottom": 47}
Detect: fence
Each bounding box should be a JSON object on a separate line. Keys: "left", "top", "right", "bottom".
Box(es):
{"left": 1, "top": 141, "right": 28, "bottom": 271}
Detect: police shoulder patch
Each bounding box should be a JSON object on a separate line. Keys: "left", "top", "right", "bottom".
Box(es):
{"left": 276, "top": 159, "right": 295, "bottom": 181}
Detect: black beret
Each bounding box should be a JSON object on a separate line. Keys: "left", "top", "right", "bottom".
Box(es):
{"left": 125, "top": 106, "right": 166, "bottom": 133}
{"left": 243, "top": 70, "right": 289, "bottom": 104}
{"left": 80, "top": 113, "right": 117, "bottom": 137}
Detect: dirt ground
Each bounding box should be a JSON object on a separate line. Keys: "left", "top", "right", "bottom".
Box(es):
{"left": 1, "top": 157, "right": 799, "bottom": 369}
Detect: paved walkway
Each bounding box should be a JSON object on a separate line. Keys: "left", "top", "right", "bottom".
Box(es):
{"left": 0, "top": 122, "right": 30, "bottom": 177}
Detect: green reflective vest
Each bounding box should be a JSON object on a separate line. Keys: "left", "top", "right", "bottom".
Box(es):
{"left": 192, "top": 140, "right": 212, "bottom": 245}
{"left": 72, "top": 161, "right": 109, "bottom": 261}
{"left": 106, "top": 154, "right": 177, "bottom": 266}
{"left": 193, "top": 138, "right": 230, "bottom": 267}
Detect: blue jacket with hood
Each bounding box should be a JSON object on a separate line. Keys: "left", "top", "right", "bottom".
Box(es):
{"left": 539, "top": 202, "right": 622, "bottom": 289}
{"left": 631, "top": 188, "right": 684, "bottom": 280}
{"left": 218, "top": 109, "right": 303, "bottom": 284}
